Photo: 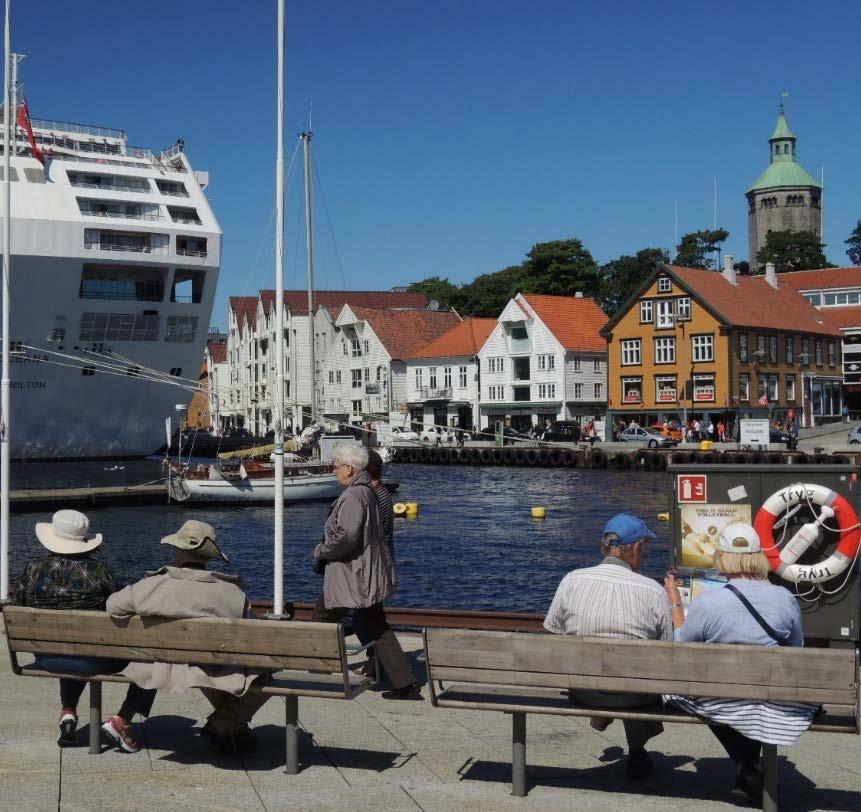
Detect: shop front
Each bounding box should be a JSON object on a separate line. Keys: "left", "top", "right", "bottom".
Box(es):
{"left": 480, "top": 401, "right": 563, "bottom": 433}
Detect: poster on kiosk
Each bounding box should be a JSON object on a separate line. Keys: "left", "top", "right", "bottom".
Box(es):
{"left": 670, "top": 463, "right": 861, "bottom": 646}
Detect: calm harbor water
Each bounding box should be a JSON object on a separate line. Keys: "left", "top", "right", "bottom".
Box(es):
{"left": 8, "top": 460, "right": 671, "bottom": 613}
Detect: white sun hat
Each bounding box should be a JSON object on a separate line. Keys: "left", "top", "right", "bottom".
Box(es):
{"left": 35, "top": 510, "right": 103, "bottom": 555}
{"left": 717, "top": 523, "right": 761, "bottom": 554}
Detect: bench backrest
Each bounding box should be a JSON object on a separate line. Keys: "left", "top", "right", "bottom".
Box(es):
{"left": 3, "top": 606, "right": 347, "bottom": 674}
{"left": 424, "top": 628, "right": 859, "bottom": 706}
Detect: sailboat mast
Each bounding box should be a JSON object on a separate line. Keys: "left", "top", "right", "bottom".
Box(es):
{"left": 272, "top": 0, "right": 286, "bottom": 614}
{"left": 301, "top": 131, "right": 316, "bottom": 424}
{"left": 1, "top": 0, "right": 12, "bottom": 601}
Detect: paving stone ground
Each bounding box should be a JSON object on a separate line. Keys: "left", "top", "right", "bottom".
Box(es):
{"left": 1, "top": 628, "right": 858, "bottom": 811}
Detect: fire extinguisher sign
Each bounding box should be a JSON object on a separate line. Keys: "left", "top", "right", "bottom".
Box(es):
{"left": 677, "top": 474, "right": 707, "bottom": 503}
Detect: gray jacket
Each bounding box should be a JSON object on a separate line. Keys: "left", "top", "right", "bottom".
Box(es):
{"left": 106, "top": 566, "right": 260, "bottom": 695}
{"left": 314, "top": 470, "right": 396, "bottom": 608}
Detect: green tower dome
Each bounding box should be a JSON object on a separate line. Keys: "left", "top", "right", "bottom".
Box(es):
{"left": 747, "top": 110, "right": 821, "bottom": 193}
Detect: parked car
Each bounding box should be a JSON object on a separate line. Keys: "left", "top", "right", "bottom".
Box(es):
{"left": 650, "top": 423, "right": 683, "bottom": 441}
{"left": 390, "top": 426, "right": 420, "bottom": 442}
{"left": 421, "top": 425, "right": 453, "bottom": 443}
{"left": 769, "top": 427, "right": 792, "bottom": 444}
{"left": 618, "top": 426, "right": 677, "bottom": 448}
{"left": 541, "top": 421, "right": 581, "bottom": 443}
{"left": 849, "top": 426, "right": 861, "bottom": 445}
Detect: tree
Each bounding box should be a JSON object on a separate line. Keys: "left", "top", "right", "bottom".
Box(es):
{"left": 673, "top": 228, "right": 729, "bottom": 269}
{"left": 846, "top": 221, "right": 861, "bottom": 265}
{"left": 456, "top": 265, "right": 526, "bottom": 317}
{"left": 518, "top": 239, "right": 600, "bottom": 300}
{"left": 598, "top": 248, "right": 669, "bottom": 315}
{"left": 755, "top": 230, "right": 831, "bottom": 273}
{"left": 407, "top": 276, "right": 463, "bottom": 310}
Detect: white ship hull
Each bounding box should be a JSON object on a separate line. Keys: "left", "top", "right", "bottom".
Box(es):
{"left": 169, "top": 473, "right": 341, "bottom": 503}
{"left": 4, "top": 122, "right": 221, "bottom": 459}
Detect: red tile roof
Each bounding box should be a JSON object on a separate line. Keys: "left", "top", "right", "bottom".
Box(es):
{"left": 522, "top": 294, "right": 608, "bottom": 352}
{"left": 779, "top": 267, "right": 861, "bottom": 291}
{"left": 405, "top": 318, "right": 497, "bottom": 360}
{"left": 260, "top": 289, "right": 428, "bottom": 316}
{"left": 207, "top": 343, "right": 227, "bottom": 364}
{"left": 807, "top": 305, "right": 861, "bottom": 330}
{"left": 228, "top": 296, "right": 258, "bottom": 337}
{"left": 668, "top": 266, "right": 841, "bottom": 336}
{"left": 349, "top": 307, "right": 462, "bottom": 360}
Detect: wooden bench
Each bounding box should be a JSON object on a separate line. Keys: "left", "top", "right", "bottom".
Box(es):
{"left": 3, "top": 606, "right": 376, "bottom": 772}
{"left": 424, "top": 628, "right": 859, "bottom": 811}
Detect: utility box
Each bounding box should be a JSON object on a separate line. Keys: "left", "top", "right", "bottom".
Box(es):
{"left": 669, "top": 464, "right": 860, "bottom": 647}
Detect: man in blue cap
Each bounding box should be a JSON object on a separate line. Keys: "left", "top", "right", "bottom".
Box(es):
{"left": 544, "top": 513, "right": 672, "bottom": 779}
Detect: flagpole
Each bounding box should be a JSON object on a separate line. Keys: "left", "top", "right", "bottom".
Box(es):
{"left": 1, "top": 0, "right": 12, "bottom": 601}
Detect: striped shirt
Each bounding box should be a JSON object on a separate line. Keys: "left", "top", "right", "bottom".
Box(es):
{"left": 544, "top": 557, "right": 672, "bottom": 641}
{"left": 372, "top": 482, "right": 395, "bottom": 560}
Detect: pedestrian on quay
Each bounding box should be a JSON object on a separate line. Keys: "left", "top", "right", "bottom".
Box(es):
{"left": 106, "top": 520, "right": 270, "bottom": 753}
{"left": 11, "top": 510, "right": 156, "bottom": 749}
{"left": 786, "top": 418, "right": 799, "bottom": 451}
{"left": 544, "top": 514, "right": 672, "bottom": 779}
{"left": 717, "top": 420, "right": 726, "bottom": 443}
{"left": 312, "top": 444, "right": 421, "bottom": 700}
{"left": 663, "top": 524, "right": 816, "bottom": 806}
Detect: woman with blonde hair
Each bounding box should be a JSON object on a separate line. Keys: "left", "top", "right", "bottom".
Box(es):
{"left": 663, "top": 524, "right": 817, "bottom": 806}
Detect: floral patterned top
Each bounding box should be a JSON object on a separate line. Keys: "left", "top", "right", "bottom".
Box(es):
{"left": 13, "top": 554, "right": 119, "bottom": 611}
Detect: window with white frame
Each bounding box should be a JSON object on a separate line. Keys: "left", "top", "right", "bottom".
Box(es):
{"left": 622, "top": 377, "right": 642, "bottom": 403}
{"left": 351, "top": 369, "right": 362, "bottom": 388}
{"left": 444, "top": 367, "right": 452, "bottom": 388}
{"left": 786, "top": 374, "right": 796, "bottom": 401}
{"left": 693, "top": 373, "right": 715, "bottom": 402}
{"left": 654, "top": 337, "right": 675, "bottom": 364}
{"left": 537, "top": 353, "right": 556, "bottom": 371}
{"left": 537, "top": 383, "right": 557, "bottom": 399}
{"left": 415, "top": 368, "right": 423, "bottom": 389}
{"left": 828, "top": 341, "right": 836, "bottom": 366}
{"left": 351, "top": 338, "right": 361, "bottom": 357}
{"left": 621, "top": 339, "right": 641, "bottom": 366}
{"left": 573, "top": 356, "right": 581, "bottom": 371}
{"left": 738, "top": 333, "right": 748, "bottom": 362}
{"left": 459, "top": 366, "right": 467, "bottom": 388}
{"left": 574, "top": 382, "right": 582, "bottom": 398}
{"left": 801, "top": 336, "right": 810, "bottom": 364}
{"left": 364, "top": 367, "right": 370, "bottom": 382}
{"left": 593, "top": 382, "right": 602, "bottom": 399}
{"left": 336, "top": 370, "right": 342, "bottom": 384}
{"left": 757, "top": 375, "right": 767, "bottom": 401}
{"left": 593, "top": 358, "right": 601, "bottom": 373}
{"left": 656, "top": 299, "right": 674, "bottom": 328}
{"left": 677, "top": 297, "right": 691, "bottom": 320}
{"left": 657, "top": 277, "right": 672, "bottom": 293}
{"left": 656, "top": 375, "right": 677, "bottom": 403}
{"left": 815, "top": 339, "right": 823, "bottom": 365}
{"left": 785, "top": 336, "right": 793, "bottom": 364}
{"left": 692, "top": 334, "right": 714, "bottom": 362}
{"left": 739, "top": 373, "right": 750, "bottom": 401}
{"left": 429, "top": 367, "right": 437, "bottom": 388}
{"left": 328, "top": 371, "right": 334, "bottom": 384}
{"left": 342, "top": 340, "right": 347, "bottom": 356}
{"left": 488, "top": 385, "right": 505, "bottom": 400}
{"left": 547, "top": 354, "right": 555, "bottom": 371}
{"left": 769, "top": 335, "right": 778, "bottom": 364}
{"left": 363, "top": 339, "right": 370, "bottom": 355}
{"left": 487, "top": 356, "right": 505, "bottom": 373}
{"left": 351, "top": 399, "right": 362, "bottom": 415}
{"left": 768, "top": 374, "right": 779, "bottom": 402}
{"left": 639, "top": 300, "right": 653, "bottom": 323}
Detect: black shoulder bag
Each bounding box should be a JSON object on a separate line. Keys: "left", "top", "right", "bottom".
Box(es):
{"left": 725, "top": 583, "right": 789, "bottom": 646}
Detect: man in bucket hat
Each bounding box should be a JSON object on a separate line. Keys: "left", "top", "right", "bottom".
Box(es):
{"left": 12, "top": 510, "right": 157, "bottom": 748}
{"left": 105, "top": 520, "right": 269, "bottom": 752}
{"left": 543, "top": 513, "right": 673, "bottom": 780}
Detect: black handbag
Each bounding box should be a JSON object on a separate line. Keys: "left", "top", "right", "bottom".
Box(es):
{"left": 725, "top": 583, "right": 789, "bottom": 646}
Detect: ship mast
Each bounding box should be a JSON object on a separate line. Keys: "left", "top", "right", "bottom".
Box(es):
{"left": 301, "top": 130, "right": 316, "bottom": 424}
{"left": 1, "top": 0, "right": 12, "bottom": 601}
{"left": 272, "top": 0, "right": 286, "bottom": 614}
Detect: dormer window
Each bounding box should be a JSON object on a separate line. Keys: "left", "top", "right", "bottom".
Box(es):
{"left": 657, "top": 277, "right": 671, "bottom": 293}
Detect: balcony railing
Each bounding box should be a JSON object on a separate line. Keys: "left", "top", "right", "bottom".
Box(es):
{"left": 84, "top": 240, "right": 168, "bottom": 255}
{"left": 80, "top": 208, "right": 162, "bottom": 221}
{"left": 70, "top": 179, "right": 151, "bottom": 193}
{"left": 419, "top": 386, "right": 452, "bottom": 400}
{"left": 176, "top": 248, "right": 208, "bottom": 258}
{"left": 170, "top": 214, "right": 202, "bottom": 225}
{"left": 157, "top": 187, "right": 189, "bottom": 197}
{"left": 79, "top": 283, "right": 164, "bottom": 302}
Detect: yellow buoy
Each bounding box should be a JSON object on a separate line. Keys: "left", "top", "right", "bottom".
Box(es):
{"left": 699, "top": 439, "right": 714, "bottom": 450}
{"left": 657, "top": 512, "right": 670, "bottom": 522}
{"left": 531, "top": 506, "right": 546, "bottom": 520}
{"left": 404, "top": 502, "right": 419, "bottom": 517}
{"left": 393, "top": 503, "right": 407, "bottom": 517}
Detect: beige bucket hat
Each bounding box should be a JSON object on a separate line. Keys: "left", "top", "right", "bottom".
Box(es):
{"left": 160, "top": 520, "right": 228, "bottom": 563}
{"left": 35, "top": 510, "right": 103, "bottom": 555}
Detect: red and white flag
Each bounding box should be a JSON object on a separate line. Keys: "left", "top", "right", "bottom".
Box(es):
{"left": 758, "top": 393, "right": 769, "bottom": 406}
{"left": 17, "top": 99, "right": 45, "bottom": 165}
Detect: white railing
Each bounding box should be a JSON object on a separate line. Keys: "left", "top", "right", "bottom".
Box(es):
{"left": 57, "top": 154, "right": 154, "bottom": 170}
{"left": 24, "top": 116, "right": 126, "bottom": 140}
{"left": 80, "top": 209, "right": 162, "bottom": 222}
{"left": 170, "top": 215, "right": 202, "bottom": 225}
{"left": 420, "top": 387, "right": 453, "bottom": 400}
{"left": 70, "top": 179, "right": 151, "bottom": 193}
{"left": 176, "top": 248, "right": 207, "bottom": 258}
{"left": 157, "top": 187, "right": 189, "bottom": 197}
{"left": 84, "top": 241, "right": 169, "bottom": 255}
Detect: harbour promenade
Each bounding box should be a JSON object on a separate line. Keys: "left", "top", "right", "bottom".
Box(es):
{"left": 1, "top": 625, "right": 858, "bottom": 811}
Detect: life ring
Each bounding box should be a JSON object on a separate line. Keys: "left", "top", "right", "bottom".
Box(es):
{"left": 590, "top": 449, "right": 607, "bottom": 469}
{"left": 754, "top": 483, "right": 861, "bottom": 583}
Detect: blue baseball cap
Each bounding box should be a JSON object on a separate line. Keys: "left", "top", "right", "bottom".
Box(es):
{"left": 603, "top": 514, "right": 656, "bottom": 545}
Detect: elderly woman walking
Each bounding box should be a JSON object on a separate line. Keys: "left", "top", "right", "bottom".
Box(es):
{"left": 663, "top": 524, "right": 817, "bottom": 806}
{"left": 312, "top": 444, "right": 420, "bottom": 700}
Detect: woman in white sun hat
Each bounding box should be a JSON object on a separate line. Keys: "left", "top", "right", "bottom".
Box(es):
{"left": 12, "top": 510, "right": 156, "bottom": 749}
{"left": 662, "top": 523, "right": 817, "bottom": 806}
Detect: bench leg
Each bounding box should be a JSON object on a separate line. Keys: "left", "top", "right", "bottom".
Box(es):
{"left": 285, "top": 695, "right": 299, "bottom": 775}
{"left": 89, "top": 682, "right": 102, "bottom": 755}
{"left": 762, "top": 743, "right": 778, "bottom": 812}
{"left": 511, "top": 711, "right": 527, "bottom": 797}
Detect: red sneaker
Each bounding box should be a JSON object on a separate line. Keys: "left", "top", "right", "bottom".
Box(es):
{"left": 101, "top": 716, "right": 140, "bottom": 753}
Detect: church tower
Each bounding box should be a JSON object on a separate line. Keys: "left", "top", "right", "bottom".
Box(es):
{"left": 746, "top": 108, "right": 821, "bottom": 269}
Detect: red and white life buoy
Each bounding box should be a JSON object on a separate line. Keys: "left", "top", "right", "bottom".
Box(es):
{"left": 754, "top": 483, "right": 861, "bottom": 583}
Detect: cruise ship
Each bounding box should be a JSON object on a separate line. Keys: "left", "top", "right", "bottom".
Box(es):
{"left": 2, "top": 109, "right": 221, "bottom": 459}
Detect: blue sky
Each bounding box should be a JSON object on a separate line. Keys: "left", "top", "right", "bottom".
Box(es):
{"left": 12, "top": 1, "right": 861, "bottom": 328}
